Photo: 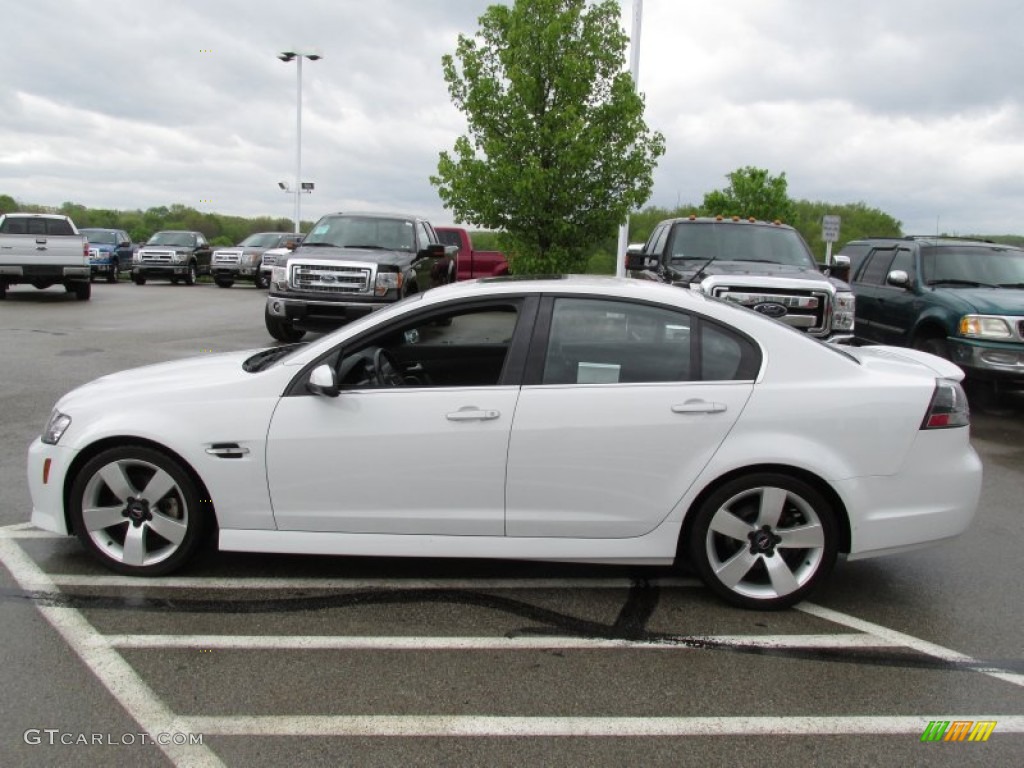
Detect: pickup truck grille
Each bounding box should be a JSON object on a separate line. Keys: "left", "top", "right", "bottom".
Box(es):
{"left": 711, "top": 286, "right": 830, "bottom": 335}
{"left": 213, "top": 251, "right": 241, "bottom": 265}
{"left": 291, "top": 263, "right": 371, "bottom": 294}
{"left": 140, "top": 250, "right": 175, "bottom": 263}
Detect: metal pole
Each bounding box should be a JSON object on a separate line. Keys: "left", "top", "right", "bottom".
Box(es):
{"left": 615, "top": 0, "right": 643, "bottom": 277}
{"left": 295, "top": 56, "right": 302, "bottom": 234}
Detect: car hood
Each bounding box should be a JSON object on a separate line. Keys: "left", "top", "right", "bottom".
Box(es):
{"left": 842, "top": 344, "right": 966, "bottom": 381}
{"left": 931, "top": 287, "right": 1024, "bottom": 314}
{"left": 56, "top": 350, "right": 263, "bottom": 411}
{"left": 290, "top": 245, "right": 409, "bottom": 267}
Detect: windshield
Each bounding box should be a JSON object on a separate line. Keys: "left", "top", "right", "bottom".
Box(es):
{"left": 667, "top": 223, "right": 816, "bottom": 268}
{"left": 239, "top": 232, "right": 285, "bottom": 248}
{"left": 304, "top": 215, "right": 415, "bottom": 251}
{"left": 147, "top": 232, "right": 195, "bottom": 247}
{"left": 82, "top": 230, "right": 118, "bottom": 245}
{"left": 922, "top": 245, "right": 1024, "bottom": 286}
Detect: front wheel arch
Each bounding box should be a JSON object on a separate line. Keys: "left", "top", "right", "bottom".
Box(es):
{"left": 678, "top": 464, "right": 851, "bottom": 562}
{"left": 62, "top": 437, "right": 217, "bottom": 539}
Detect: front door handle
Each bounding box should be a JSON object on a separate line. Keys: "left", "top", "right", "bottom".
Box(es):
{"left": 446, "top": 407, "right": 500, "bottom": 422}
{"left": 672, "top": 400, "right": 727, "bottom": 414}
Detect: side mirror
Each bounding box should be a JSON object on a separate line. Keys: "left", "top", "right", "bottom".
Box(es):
{"left": 886, "top": 269, "right": 910, "bottom": 288}
{"left": 625, "top": 248, "right": 660, "bottom": 271}
{"left": 823, "top": 254, "right": 851, "bottom": 283}
{"left": 418, "top": 243, "right": 447, "bottom": 260}
{"left": 307, "top": 364, "right": 340, "bottom": 398}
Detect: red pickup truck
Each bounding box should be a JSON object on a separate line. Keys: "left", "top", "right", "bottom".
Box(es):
{"left": 435, "top": 227, "right": 508, "bottom": 281}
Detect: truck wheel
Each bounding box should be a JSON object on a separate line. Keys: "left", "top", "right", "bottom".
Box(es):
{"left": 184, "top": 262, "right": 197, "bottom": 286}
{"left": 68, "top": 445, "right": 207, "bottom": 576}
{"left": 0, "top": 281, "right": 6, "bottom": 299}
{"left": 107, "top": 260, "right": 119, "bottom": 283}
{"left": 73, "top": 282, "right": 91, "bottom": 301}
{"left": 913, "top": 335, "right": 948, "bottom": 360}
{"left": 254, "top": 272, "right": 269, "bottom": 289}
{"left": 133, "top": 275, "right": 147, "bottom": 286}
{"left": 265, "top": 309, "right": 306, "bottom": 342}
{"left": 215, "top": 276, "right": 234, "bottom": 289}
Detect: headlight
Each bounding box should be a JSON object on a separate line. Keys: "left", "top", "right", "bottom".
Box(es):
{"left": 42, "top": 410, "right": 71, "bottom": 445}
{"left": 272, "top": 266, "right": 288, "bottom": 290}
{"left": 832, "top": 291, "right": 855, "bottom": 331}
{"left": 374, "top": 270, "right": 403, "bottom": 296}
{"left": 239, "top": 253, "right": 256, "bottom": 267}
{"left": 173, "top": 252, "right": 187, "bottom": 264}
{"left": 960, "top": 315, "right": 1012, "bottom": 340}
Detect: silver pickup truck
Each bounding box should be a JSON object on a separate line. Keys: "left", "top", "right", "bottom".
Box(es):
{"left": 626, "top": 216, "right": 854, "bottom": 342}
{"left": 0, "top": 213, "right": 91, "bottom": 300}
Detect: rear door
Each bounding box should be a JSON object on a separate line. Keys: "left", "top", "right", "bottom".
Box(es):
{"left": 505, "top": 295, "right": 759, "bottom": 539}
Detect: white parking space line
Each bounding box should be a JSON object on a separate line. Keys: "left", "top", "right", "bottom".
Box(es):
{"left": 180, "top": 714, "right": 1024, "bottom": 737}
{"left": 105, "top": 633, "right": 898, "bottom": 651}
{"left": 0, "top": 538, "right": 225, "bottom": 768}
{"left": 2, "top": 526, "right": 1021, "bottom": 749}
{"left": 800, "top": 603, "right": 1024, "bottom": 689}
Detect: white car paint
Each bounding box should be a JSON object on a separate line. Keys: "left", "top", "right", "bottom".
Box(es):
{"left": 26, "top": 276, "right": 983, "bottom": 608}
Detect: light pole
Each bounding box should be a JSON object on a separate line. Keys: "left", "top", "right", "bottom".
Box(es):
{"left": 616, "top": 0, "right": 643, "bottom": 277}
{"left": 278, "top": 50, "right": 322, "bottom": 234}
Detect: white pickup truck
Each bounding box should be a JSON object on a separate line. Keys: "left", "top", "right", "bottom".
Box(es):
{"left": 0, "top": 213, "right": 91, "bottom": 300}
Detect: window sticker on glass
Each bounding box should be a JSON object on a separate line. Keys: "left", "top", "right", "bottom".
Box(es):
{"left": 577, "top": 362, "right": 620, "bottom": 384}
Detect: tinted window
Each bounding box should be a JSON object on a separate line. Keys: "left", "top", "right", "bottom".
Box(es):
{"left": 543, "top": 298, "right": 693, "bottom": 384}
{"left": 855, "top": 248, "right": 897, "bottom": 285}
{"left": 838, "top": 242, "right": 872, "bottom": 274}
{"left": 889, "top": 248, "right": 913, "bottom": 279}
{"left": 921, "top": 245, "right": 1024, "bottom": 285}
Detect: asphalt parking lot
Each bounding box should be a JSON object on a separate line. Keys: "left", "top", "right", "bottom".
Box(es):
{"left": 1, "top": 281, "right": 1021, "bottom": 767}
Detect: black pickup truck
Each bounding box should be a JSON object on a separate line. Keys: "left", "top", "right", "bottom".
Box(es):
{"left": 264, "top": 212, "right": 456, "bottom": 341}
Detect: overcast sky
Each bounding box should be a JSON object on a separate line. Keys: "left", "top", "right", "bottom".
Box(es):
{"left": 3, "top": 0, "right": 1023, "bottom": 240}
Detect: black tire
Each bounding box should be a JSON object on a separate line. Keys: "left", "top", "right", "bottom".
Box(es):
{"left": 133, "top": 275, "right": 146, "bottom": 286}
{"left": 0, "top": 281, "right": 6, "bottom": 299}
{"left": 215, "top": 276, "right": 234, "bottom": 289}
{"left": 688, "top": 473, "right": 838, "bottom": 610}
{"left": 68, "top": 446, "right": 207, "bottom": 576}
{"left": 107, "top": 260, "right": 119, "bottom": 283}
{"left": 254, "top": 271, "right": 269, "bottom": 290}
{"left": 184, "top": 262, "right": 197, "bottom": 286}
{"left": 73, "top": 282, "right": 91, "bottom": 301}
{"left": 265, "top": 308, "right": 306, "bottom": 342}
{"left": 913, "top": 335, "right": 949, "bottom": 359}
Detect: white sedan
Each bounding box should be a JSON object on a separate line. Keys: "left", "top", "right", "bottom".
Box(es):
{"left": 27, "top": 276, "right": 982, "bottom": 609}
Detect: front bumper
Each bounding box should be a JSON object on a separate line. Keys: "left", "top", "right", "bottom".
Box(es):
{"left": 133, "top": 264, "right": 191, "bottom": 278}
{"left": 27, "top": 439, "right": 77, "bottom": 536}
{"left": 947, "top": 338, "right": 1024, "bottom": 382}
{"left": 212, "top": 265, "right": 258, "bottom": 278}
{"left": 266, "top": 294, "right": 390, "bottom": 326}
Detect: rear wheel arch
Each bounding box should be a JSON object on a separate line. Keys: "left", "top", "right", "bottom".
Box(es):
{"left": 62, "top": 436, "right": 217, "bottom": 537}
{"left": 678, "top": 464, "right": 851, "bottom": 560}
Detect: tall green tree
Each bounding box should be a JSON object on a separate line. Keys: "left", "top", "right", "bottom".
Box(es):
{"left": 432, "top": 0, "right": 665, "bottom": 274}
{"left": 701, "top": 166, "right": 796, "bottom": 223}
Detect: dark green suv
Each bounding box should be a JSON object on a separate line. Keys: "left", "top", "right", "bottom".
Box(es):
{"left": 842, "top": 236, "right": 1024, "bottom": 389}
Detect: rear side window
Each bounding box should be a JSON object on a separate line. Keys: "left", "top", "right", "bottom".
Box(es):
{"left": 855, "top": 248, "right": 897, "bottom": 285}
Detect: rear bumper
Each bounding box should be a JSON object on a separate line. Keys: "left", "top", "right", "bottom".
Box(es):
{"left": 0, "top": 265, "right": 89, "bottom": 282}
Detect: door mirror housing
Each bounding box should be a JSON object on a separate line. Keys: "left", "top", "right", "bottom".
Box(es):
{"left": 886, "top": 269, "right": 910, "bottom": 288}
{"left": 307, "top": 364, "right": 340, "bottom": 398}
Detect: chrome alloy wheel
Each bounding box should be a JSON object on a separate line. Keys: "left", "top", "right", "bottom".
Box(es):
{"left": 74, "top": 452, "right": 197, "bottom": 571}
{"left": 690, "top": 474, "right": 837, "bottom": 609}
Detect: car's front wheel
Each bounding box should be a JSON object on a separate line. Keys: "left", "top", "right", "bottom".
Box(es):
{"left": 132, "top": 274, "right": 146, "bottom": 286}
{"left": 184, "top": 262, "right": 198, "bottom": 286}
{"left": 107, "top": 260, "right": 119, "bottom": 283}
{"left": 265, "top": 308, "right": 306, "bottom": 342}
{"left": 254, "top": 272, "right": 269, "bottom": 289}
{"left": 688, "top": 473, "right": 838, "bottom": 610}
{"left": 215, "top": 276, "right": 234, "bottom": 288}
{"left": 69, "top": 446, "right": 207, "bottom": 576}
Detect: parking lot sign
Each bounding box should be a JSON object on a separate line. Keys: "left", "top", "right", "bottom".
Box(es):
{"left": 822, "top": 215, "right": 841, "bottom": 243}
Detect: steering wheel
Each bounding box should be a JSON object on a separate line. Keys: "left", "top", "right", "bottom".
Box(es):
{"left": 371, "top": 348, "right": 405, "bottom": 387}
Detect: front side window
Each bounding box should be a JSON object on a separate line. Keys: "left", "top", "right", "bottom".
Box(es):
{"left": 334, "top": 301, "right": 522, "bottom": 389}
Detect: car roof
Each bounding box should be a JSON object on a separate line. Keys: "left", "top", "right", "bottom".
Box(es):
{"left": 660, "top": 216, "right": 798, "bottom": 230}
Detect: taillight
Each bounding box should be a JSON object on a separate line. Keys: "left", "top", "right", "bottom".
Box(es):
{"left": 921, "top": 379, "right": 969, "bottom": 429}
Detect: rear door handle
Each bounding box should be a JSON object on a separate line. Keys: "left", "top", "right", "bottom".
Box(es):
{"left": 672, "top": 400, "right": 727, "bottom": 414}
{"left": 446, "top": 407, "right": 500, "bottom": 422}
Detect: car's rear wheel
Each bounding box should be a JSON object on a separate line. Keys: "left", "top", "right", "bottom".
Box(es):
{"left": 265, "top": 308, "right": 306, "bottom": 342}
{"left": 688, "top": 473, "right": 838, "bottom": 610}
{"left": 215, "top": 276, "right": 234, "bottom": 288}
{"left": 73, "top": 282, "right": 91, "bottom": 301}
{"left": 69, "top": 446, "right": 206, "bottom": 576}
